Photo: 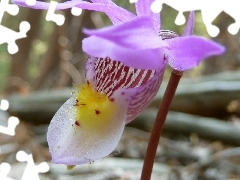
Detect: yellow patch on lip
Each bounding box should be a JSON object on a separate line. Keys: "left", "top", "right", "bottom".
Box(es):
{"left": 74, "top": 82, "right": 118, "bottom": 130}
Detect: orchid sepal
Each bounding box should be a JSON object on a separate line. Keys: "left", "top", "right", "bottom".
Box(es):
{"left": 166, "top": 35, "right": 225, "bottom": 71}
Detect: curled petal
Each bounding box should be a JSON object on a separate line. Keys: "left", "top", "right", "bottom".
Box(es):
{"left": 83, "top": 16, "right": 165, "bottom": 50}
{"left": 12, "top": 0, "right": 135, "bottom": 22}
{"left": 83, "top": 17, "right": 166, "bottom": 70}
{"left": 166, "top": 36, "right": 225, "bottom": 71}
{"left": 47, "top": 96, "right": 127, "bottom": 165}
{"left": 83, "top": 36, "right": 165, "bottom": 70}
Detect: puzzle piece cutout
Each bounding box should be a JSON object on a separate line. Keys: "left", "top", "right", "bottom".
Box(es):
{"left": 0, "top": 0, "right": 31, "bottom": 54}
{"left": 26, "top": 0, "right": 82, "bottom": 26}
{"left": 0, "top": 116, "right": 19, "bottom": 136}
{"left": 151, "top": 0, "right": 240, "bottom": 37}
{"left": 0, "top": 0, "right": 19, "bottom": 21}
{"left": 129, "top": 0, "right": 138, "bottom": 3}
{"left": 0, "top": 99, "right": 19, "bottom": 136}
{"left": 71, "top": 6, "right": 82, "bottom": 16}
{"left": 0, "top": 99, "right": 9, "bottom": 111}
{"left": 16, "top": 151, "right": 49, "bottom": 180}
{"left": 46, "top": 1, "right": 65, "bottom": 26}
{"left": 0, "top": 163, "right": 16, "bottom": 180}
{"left": 0, "top": 151, "right": 49, "bottom": 180}
{"left": 0, "top": 21, "right": 30, "bottom": 54}
{"left": 0, "top": 98, "right": 48, "bottom": 180}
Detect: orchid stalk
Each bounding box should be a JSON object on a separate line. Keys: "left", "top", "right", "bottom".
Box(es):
{"left": 13, "top": 0, "right": 225, "bottom": 178}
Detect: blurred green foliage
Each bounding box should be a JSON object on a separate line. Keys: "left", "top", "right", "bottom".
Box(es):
{"left": 0, "top": 52, "right": 11, "bottom": 92}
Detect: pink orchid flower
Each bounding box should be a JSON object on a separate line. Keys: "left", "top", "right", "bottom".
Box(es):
{"left": 13, "top": 0, "right": 225, "bottom": 166}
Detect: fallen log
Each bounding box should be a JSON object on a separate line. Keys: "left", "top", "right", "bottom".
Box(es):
{"left": 129, "top": 109, "right": 240, "bottom": 146}
{"left": 153, "top": 80, "right": 240, "bottom": 117}
{"left": 6, "top": 71, "right": 240, "bottom": 123}
{"left": 6, "top": 88, "right": 72, "bottom": 123}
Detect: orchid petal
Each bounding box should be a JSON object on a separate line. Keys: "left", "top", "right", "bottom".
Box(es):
{"left": 47, "top": 95, "right": 127, "bottom": 165}
{"left": 135, "top": 0, "right": 160, "bottom": 32}
{"left": 182, "top": 11, "right": 195, "bottom": 36}
{"left": 84, "top": 16, "right": 165, "bottom": 50}
{"left": 166, "top": 36, "right": 225, "bottom": 71}
{"left": 87, "top": 0, "right": 121, "bottom": 24}
{"left": 89, "top": 0, "right": 121, "bottom": 24}
{"left": 83, "top": 17, "right": 167, "bottom": 70}
{"left": 12, "top": 0, "right": 135, "bottom": 23}
{"left": 83, "top": 36, "right": 165, "bottom": 70}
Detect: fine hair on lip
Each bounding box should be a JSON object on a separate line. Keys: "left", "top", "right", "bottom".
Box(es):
{"left": 159, "top": 30, "right": 179, "bottom": 40}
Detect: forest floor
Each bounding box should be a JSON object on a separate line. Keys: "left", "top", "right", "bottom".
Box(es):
{"left": 1, "top": 109, "right": 240, "bottom": 180}
{"left": 1, "top": 71, "right": 240, "bottom": 180}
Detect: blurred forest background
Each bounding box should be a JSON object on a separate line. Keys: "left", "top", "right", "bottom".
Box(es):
{"left": 0, "top": 0, "right": 240, "bottom": 179}
{"left": 1, "top": 1, "right": 239, "bottom": 94}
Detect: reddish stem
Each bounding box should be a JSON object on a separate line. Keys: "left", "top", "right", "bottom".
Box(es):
{"left": 141, "top": 70, "right": 183, "bottom": 180}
